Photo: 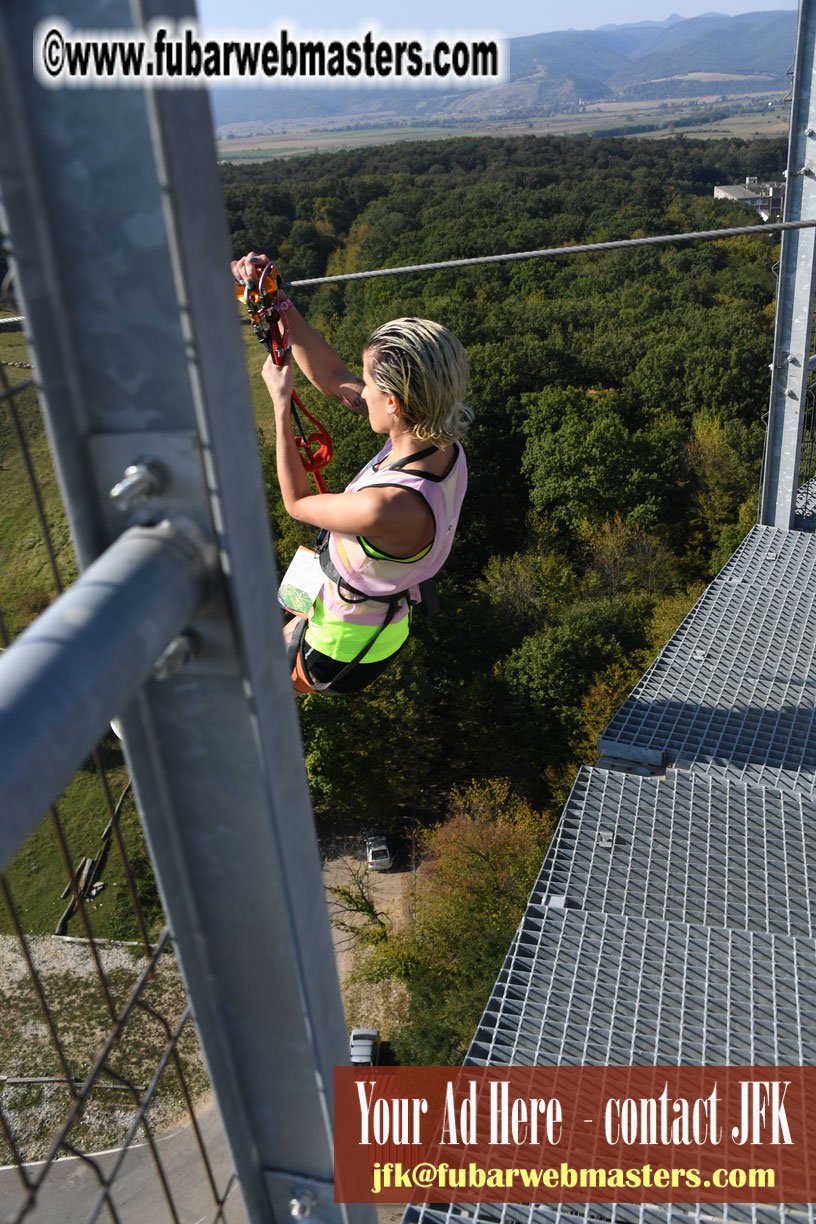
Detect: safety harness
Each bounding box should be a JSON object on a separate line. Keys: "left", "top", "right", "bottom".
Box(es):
{"left": 299, "top": 446, "right": 441, "bottom": 692}
{"left": 236, "top": 261, "right": 333, "bottom": 492}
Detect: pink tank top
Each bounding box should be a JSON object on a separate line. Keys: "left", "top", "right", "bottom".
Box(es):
{"left": 325, "top": 440, "right": 468, "bottom": 620}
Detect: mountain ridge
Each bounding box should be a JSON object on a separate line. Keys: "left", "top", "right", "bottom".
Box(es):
{"left": 210, "top": 10, "right": 796, "bottom": 127}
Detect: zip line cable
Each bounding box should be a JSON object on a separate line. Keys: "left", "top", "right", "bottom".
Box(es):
{"left": 283, "top": 218, "right": 816, "bottom": 289}
{"left": 4, "top": 219, "right": 816, "bottom": 335}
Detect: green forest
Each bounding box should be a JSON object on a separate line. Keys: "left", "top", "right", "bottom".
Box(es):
{"left": 222, "top": 133, "right": 784, "bottom": 1062}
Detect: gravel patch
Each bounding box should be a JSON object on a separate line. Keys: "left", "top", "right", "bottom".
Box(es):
{"left": 0, "top": 934, "right": 208, "bottom": 1164}
{"left": 0, "top": 934, "right": 144, "bottom": 986}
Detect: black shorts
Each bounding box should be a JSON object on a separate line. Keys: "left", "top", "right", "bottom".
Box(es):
{"left": 287, "top": 617, "right": 398, "bottom": 694}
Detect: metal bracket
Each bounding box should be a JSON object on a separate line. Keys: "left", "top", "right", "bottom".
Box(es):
{"left": 265, "top": 1169, "right": 338, "bottom": 1221}
{"left": 89, "top": 431, "right": 208, "bottom": 535}
{"left": 88, "top": 431, "right": 241, "bottom": 676}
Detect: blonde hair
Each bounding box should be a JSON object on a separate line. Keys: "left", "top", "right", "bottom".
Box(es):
{"left": 364, "top": 317, "right": 472, "bottom": 448}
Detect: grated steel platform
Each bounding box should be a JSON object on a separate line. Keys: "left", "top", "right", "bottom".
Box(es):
{"left": 531, "top": 767, "right": 816, "bottom": 938}
{"left": 403, "top": 522, "right": 816, "bottom": 1224}
{"left": 596, "top": 526, "right": 816, "bottom": 797}
{"left": 465, "top": 908, "right": 816, "bottom": 1067}
{"left": 404, "top": 1200, "right": 814, "bottom": 1224}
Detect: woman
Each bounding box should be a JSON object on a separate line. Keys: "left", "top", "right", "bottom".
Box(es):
{"left": 232, "top": 252, "right": 471, "bottom": 695}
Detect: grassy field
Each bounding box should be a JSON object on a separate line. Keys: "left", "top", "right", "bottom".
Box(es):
{"left": 218, "top": 120, "right": 496, "bottom": 159}
{"left": 0, "top": 322, "right": 76, "bottom": 640}
{"left": 216, "top": 93, "right": 790, "bottom": 162}
{"left": 0, "top": 315, "right": 154, "bottom": 941}
{"left": 0, "top": 759, "right": 160, "bottom": 941}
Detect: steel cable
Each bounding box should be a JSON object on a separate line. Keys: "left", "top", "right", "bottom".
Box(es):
{"left": 284, "top": 218, "right": 816, "bottom": 288}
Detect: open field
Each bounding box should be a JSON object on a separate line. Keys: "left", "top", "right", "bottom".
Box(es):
{"left": 217, "top": 118, "right": 529, "bottom": 160}
{"left": 215, "top": 92, "right": 790, "bottom": 162}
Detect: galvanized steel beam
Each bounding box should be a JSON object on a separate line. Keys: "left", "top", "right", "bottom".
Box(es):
{"left": 761, "top": 0, "right": 816, "bottom": 527}
{"left": 0, "top": 519, "right": 214, "bottom": 869}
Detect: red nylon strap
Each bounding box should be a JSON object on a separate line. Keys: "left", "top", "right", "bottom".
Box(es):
{"left": 237, "top": 264, "right": 333, "bottom": 492}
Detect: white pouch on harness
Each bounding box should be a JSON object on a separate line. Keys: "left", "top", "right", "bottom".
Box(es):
{"left": 278, "top": 545, "right": 324, "bottom": 617}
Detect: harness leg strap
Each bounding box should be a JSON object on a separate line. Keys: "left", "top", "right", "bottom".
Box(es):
{"left": 285, "top": 616, "right": 308, "bottom": 674}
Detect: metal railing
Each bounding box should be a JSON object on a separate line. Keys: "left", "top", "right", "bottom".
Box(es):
{"left": 760, "top": 0, "right": 816, "bottom": 527}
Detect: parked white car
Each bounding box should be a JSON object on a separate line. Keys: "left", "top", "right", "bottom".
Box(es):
{"left": 349, "top": 1027, "right": 380, "bottom": 1066}
{"left": 365, "top": 831, "right": 393, "bottom": 871}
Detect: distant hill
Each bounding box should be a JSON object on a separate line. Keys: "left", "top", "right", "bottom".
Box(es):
{"left": 210, "top": 10, "right": 796, "bottom": 127}
{"left": 609, "top": 11, "right": 796, "bottom": 88}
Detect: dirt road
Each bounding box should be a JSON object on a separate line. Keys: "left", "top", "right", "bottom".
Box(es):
{"left": 323, "top": 849, "right": 412, "bottom": 1042}
{"left": 323, "top": 852, "right": 411, "bottom": 1224}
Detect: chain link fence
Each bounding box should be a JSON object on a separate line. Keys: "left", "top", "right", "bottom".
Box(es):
{"left": 0, "top": 334, "right": 244, "bottom": 1224}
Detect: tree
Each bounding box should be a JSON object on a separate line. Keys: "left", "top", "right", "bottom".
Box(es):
{"left": 579, "top": 513, "right": 679, "bottom": 597}
{"left": 685, "top": 410, "right": 762, "bottom": 573}
{"left": 503, "top": 594, "right": 654, "bottom": 763}
{"left": 522, "top": 387, "right": 683, "bottom": 532}
{"left": 326, "top": 862, "right": 390, "bottom": 949}
{"left": 227, "top": 130, "right": 780, "bottom": 868}
{"left": 361, "top": 780, "right": 553, "bottom": 1064}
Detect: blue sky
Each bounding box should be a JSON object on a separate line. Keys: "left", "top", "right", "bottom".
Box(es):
{"left": 196, "top": 0, "right": 796, "bottom": 41}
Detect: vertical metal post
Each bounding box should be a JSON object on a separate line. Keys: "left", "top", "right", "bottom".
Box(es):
{"left": 0, "top": 4, "right": 372, "bottom": 1222}
{"left": 761, "top": 0, "right": 816, "bottom": 527}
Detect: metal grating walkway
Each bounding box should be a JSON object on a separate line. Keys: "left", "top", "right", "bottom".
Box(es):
{"left": 404, "top": 1200, "right": 814, "bottom": 1224}
{"left": 406, "top": 519, "right": 816, "bottom": 1224}
{"left": 597, "top": 526, "right": 816, "bottom": 796}
{"left": 465, "top": 908, "right": 816, "bottom": 1067}
{"left": 531, "top": 767, "right": 816, "bottom": 937}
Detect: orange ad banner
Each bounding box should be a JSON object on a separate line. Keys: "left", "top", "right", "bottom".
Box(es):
{"left": 334, "top": 1066, "right": 816, "bottom": 1203}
